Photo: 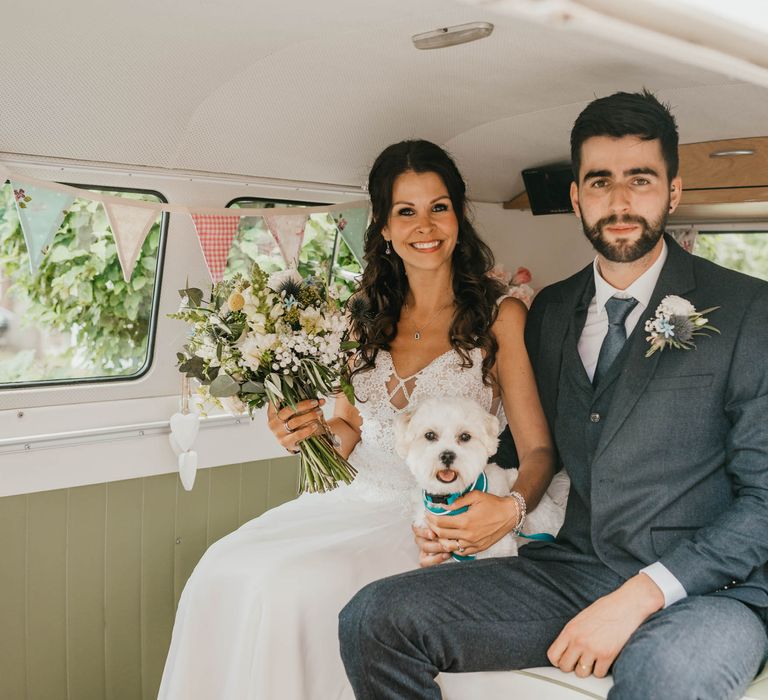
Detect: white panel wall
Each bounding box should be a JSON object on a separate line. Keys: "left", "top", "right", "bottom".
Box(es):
{"left": 473, "top": 203, "right": 595, "bottom": 290}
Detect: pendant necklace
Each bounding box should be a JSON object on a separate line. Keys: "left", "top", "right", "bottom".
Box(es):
{"left": 404, "top": 299, "right": 455, "bottom": 341}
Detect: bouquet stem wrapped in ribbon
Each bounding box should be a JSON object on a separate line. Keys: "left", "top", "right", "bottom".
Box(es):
{"left": 171, "top": 265, "right": 358, "bottom": 493}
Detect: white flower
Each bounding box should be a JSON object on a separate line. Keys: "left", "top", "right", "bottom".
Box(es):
{"left": 248, "top": 312, "right": 267, "bottom": 334}
{"left": 239, "top": 333, "right": 277, "bottom": 370}
{"left": 240, "top": 287, "right": 261, "bottom": 319}
{"left": 196, "top": 339, "right": 221, "bottom": 367}
{"left": 658, "top": 295, "right": 695, "bottom": 318}
{"left": 300, "top": 306, "right": 323, "bottom": 334}
{"left": 267, "top": 268, "right": 303, "bottom": 292}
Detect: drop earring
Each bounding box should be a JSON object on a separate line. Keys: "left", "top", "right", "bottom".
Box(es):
{"left": 385, "top": 240, "right": 391, "bottom": 255}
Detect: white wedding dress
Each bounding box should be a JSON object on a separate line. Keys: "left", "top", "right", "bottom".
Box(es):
{"left": 159, "top": 348, "right": 496, "bottom": 700}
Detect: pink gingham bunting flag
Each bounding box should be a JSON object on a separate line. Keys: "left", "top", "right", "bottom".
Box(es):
{"left": 190, "top": 214, "right": 240, "bottom": 282}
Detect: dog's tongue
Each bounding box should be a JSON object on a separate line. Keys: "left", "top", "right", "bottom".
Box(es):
{"left": 437, "top": 469, "right": 458, "bottom": 484}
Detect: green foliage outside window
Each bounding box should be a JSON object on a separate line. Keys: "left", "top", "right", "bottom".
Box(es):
{"left": 0, "top": 189, "right": 362, "bottom": 386}
{"left": 693, "top": 232, "right": 768, "bottom": 282}
{"left": 0, "top": 185, "right": 163, "bottom": 383}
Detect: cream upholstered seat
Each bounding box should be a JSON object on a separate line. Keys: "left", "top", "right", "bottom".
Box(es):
{"left": 438, "top": 665, "right": 768, "bottom": 699}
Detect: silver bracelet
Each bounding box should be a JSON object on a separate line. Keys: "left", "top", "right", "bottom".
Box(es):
{"left": 508, "top": 490, "right": 527, "bottom": 535}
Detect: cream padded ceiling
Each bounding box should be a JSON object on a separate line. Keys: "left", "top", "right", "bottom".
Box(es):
{"left": 1, "top": 0, "right": 767, "bottom": 201}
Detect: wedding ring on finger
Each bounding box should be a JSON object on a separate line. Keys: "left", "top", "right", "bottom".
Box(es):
{"left": 456, "top": 540, "right": 465, "bottom": 553}
{"left": 283, "top": 419, "right": 297, "bottom": 434}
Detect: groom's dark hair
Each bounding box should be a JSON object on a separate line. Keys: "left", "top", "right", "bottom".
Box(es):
{"left": 570, "top": 89, "right": 679, "bottom": 182}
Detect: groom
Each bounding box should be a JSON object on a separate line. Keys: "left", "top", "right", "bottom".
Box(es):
{"left": 338, "top": 90, "right": 768, "bottom": 699}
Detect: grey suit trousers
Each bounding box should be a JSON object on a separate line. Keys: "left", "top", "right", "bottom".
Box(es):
{"left": 339, "top": 553, "right": 768, "bottom": 700}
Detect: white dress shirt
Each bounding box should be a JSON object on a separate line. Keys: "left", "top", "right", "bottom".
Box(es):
{"left": 576, "top": 241, "right": 687, "bottom": 608}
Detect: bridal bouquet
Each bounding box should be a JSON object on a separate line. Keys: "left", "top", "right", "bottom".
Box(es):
{"left": 171, "top": 265, "right": 358, "bottom": 493}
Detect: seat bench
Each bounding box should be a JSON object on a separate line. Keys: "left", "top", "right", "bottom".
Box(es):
{"left": 438, "top": 665, "right": 768, "bottom": 699}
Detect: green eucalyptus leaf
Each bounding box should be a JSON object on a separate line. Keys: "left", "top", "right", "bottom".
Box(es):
{"left": 241, "top": 380, "right": 264, "bottom": 394}
{"left": 209, "top": 373, "right": 240, "bottom": 397}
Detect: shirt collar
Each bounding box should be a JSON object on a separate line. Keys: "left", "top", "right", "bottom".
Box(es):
{"left": 592, "top": 240, "right": 668, "bottom": 314}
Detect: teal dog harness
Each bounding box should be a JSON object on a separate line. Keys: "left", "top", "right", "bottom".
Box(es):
{"left": 422, "top": 471, "right": 556, "bottom": 562}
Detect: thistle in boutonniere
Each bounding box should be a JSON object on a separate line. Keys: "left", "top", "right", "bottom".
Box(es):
{"left": 644, "top": 295, "right": 720, "bottom": 357}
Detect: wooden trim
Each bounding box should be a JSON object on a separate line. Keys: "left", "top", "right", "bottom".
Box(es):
{"left": 503, "top": 137, "right": 768, "bottom": 211}
{"left": 680, "top": 186, "right": 768, "bottom": 205}
{"left": 502, "top": 191, "right": 530, "bottom": 210}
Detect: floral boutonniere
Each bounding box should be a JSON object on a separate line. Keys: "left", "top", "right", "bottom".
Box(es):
{"left": 644, "top": 295, "right": 720, "bottom": 357}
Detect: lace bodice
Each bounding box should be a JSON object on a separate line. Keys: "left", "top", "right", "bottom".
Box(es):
{"left": 344, "top": 347, "right": 495, "bottom": 503}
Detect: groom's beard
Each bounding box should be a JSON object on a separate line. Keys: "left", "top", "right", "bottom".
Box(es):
{"left": 581, "top": 203, "right": 669, "bottom": 263}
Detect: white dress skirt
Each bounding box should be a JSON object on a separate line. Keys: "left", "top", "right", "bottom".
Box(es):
{"left": 158, "top": 349, "right": 498, "bottom": 700}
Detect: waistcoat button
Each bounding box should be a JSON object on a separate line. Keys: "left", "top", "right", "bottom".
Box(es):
{"left": 590, "top": 412, "right": 601, "bottom": 423}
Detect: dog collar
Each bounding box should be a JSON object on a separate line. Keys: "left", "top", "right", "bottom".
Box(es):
{"left": 422, "top": 471, "right": 488, "bottom": 517}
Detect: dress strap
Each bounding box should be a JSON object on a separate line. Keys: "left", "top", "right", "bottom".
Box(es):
{"left": 386, "top": 375, "right": 413, "bottom": 403}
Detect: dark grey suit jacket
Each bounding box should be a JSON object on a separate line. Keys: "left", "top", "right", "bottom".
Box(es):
{"left": 523, "top": 235, "right": 768, "bottom": 608}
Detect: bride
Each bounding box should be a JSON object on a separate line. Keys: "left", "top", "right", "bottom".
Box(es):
{"left": 158, "top": 140, "right": 560, "bottom": 699}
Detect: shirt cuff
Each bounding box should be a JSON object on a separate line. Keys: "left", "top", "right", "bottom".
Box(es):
{"left": 640, "top": 562, "right": 687, "bottom": 608}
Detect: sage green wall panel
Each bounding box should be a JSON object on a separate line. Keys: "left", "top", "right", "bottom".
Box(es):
{"left": 27, "top": 490, "right": 68, "bottom": 700}
{"left": 267, "top": 455, "right": 300, "bottom": 510}
{"left": 0, "top": 457, "right": 300, "bottom": 700}
{"left": 208, "top": 464, "right": 242, "bottom": 546}
{"left": 0, "top": 494, "right": 27, "bottom": 700}
{"left": 105, "top": 479, "right": 143, "bottom": 700}
{"left": 140, "top": 473, "right": 177, "bottom": 700}
{"left": 238, "top": 459, "right": 270, "bottom": 525}
{"left": 67, "top": 484, "right": 107, "bottom": 700}
{"left": 173, "top": 468, "right": 211, "bottom": 606}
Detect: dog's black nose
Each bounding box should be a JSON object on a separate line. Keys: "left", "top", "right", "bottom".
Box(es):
{"left": 439, "top": 450, "right": 456, "bottom": 466}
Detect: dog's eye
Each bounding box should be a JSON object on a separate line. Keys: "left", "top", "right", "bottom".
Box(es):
{"left": 425, "top": 431, "right": 437, "bottom": 441}
{"left": 459, "top": 432, "right": 472, "bottom": 442}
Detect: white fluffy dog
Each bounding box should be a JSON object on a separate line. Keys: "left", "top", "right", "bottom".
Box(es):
{"left": 395, "top": 396, "right": 569, "bottom": 560}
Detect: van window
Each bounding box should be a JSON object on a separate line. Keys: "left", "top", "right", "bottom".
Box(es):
{"left": 0, "top": 183, "right": 166, "bottom": 387}
{"left": 693, "top": 230, "right": 768, "bottom": 282}
{"left": 227, "top": 198, "right": 362, "bottom": 300}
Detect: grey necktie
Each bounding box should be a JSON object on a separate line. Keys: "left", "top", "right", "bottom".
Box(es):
{"left": 593, "top": 296, "right": 638, "bottom": 386}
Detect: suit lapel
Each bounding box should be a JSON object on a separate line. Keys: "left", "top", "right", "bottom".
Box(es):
{"left": 592, "top": 236, "right": 696, "bottom": 462}
{"left": 537, "top": 269, "right": 594, "bottom": 421}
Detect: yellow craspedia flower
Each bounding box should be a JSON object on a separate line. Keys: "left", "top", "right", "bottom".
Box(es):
{"left": 228, "top": 291, "right": 245, "bottom": 312}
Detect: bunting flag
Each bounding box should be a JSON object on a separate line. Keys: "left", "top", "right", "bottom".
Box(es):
{"left": 104, "top": 201, "right": 159, "bottom": 282}
{"left": 2, "top": 161, "right": 371, "bottom": 283}
{"left": 11, "top": 180, "right": 75, "bottom": 272}
{"left": 264, "top": 213, "right": 309, "bottom": 267}
{"left": 190, "top": 214, "right": 240, "bottom": 282}
{"left": 669, "top": 226, "right": 698, "bottom": 253}
{"left": 333, "top": 206, "right": 369, "bottom": 265}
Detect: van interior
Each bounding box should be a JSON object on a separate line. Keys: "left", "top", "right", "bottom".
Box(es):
{"left": 1, "top": 1, "right": 767, "bottom": 698}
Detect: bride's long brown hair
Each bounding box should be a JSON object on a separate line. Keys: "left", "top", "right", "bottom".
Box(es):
{"left": 348, "top": 140, "right": 506, "bottom": 386}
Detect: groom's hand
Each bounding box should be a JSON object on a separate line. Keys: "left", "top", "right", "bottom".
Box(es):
{"left": 547, "top": 573, "right": 665, "bottom": 678}
{"left": 425, "top": 491, "right": 520, "bottom": 556}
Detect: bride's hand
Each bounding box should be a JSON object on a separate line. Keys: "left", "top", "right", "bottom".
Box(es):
{"left": 412, "top": 524, "right": 452, "bottom": 568}
{"left": 425, "top": 491, "right": 520, "bottom": 557}
{"left": 267, "top": 399, "right": 325, "bottom": 453}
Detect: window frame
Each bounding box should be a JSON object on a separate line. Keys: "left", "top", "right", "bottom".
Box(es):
{"left": 0, "top": 181, "right": 169, "bottom": 390}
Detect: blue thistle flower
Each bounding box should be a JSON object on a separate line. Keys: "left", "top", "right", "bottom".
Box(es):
{"left": 276, "top": 278, "right": 302, "bottom": 301}
{"left": 670, "top": 315, "right": 695, "bottom": 343}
